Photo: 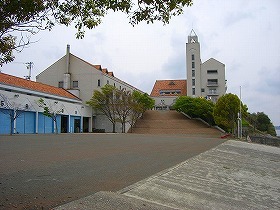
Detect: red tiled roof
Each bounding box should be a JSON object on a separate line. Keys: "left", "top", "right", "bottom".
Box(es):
{"left": 0, "top": 73, "right": 80, "bottom": 100}
{"left": 150, "top": 80, "right": 187, "bottom": 97}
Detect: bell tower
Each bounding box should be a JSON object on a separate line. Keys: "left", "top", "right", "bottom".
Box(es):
{"left": 186, "top": 29, "right": 201, "bottom": 97}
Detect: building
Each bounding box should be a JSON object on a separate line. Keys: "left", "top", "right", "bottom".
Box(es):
{"left": 0, "top": 73, "right": 92, "bottom": 134}
{"left": 150, "top": 80, "right": 187, "bottom": 110}
{"left": 150, "top": 29, "right": 226, "bottom": 108}
{"left": 186, "top": 29, "right": 226, "bottom": 102}
{"left": 36, "top": 45, "right": 144, "bottom": 133}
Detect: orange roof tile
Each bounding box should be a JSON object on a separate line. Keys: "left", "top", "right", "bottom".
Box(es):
{"left": 150, "top": 80, "right": 187, "bottom": 97}
{"left": 0, "top": 73, "right": 81, "bottom": 100}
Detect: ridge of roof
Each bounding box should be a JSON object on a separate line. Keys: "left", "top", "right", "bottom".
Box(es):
{"left": 0, "top": 72, "right": 81, "bottom": 101}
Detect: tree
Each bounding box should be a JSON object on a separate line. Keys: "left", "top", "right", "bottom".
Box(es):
{"left": 115, "top": 89, "right": 133, "bottom": 133}
{"left": 249, "top": 112, "right": 276, "bottom": 136}
{"left": 173, "top": 96, "right": 215, "bottom": 125}
{"left": 0, "top": 93, "right": 29, "bottom": 135}
{"left": 213, "top": 93, "right": 247, "bottom": 134}
{"left": 87, "top": 85, "right": 118, "bottom": 132}
{"left": 128, "top": 91, "right": 155, "bottom": 132}
{"left": 1, "top": 0, "right": 193, "bottom": 65}
{"left": 37, "top": 98, "right": 64, "bottom": 134}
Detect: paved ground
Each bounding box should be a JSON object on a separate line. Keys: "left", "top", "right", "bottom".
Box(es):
{"left": 0, "top": 133, "right": 225, "bottom": 210}
{"left": 56, "top": 140, "right": 280, "bottom": 210}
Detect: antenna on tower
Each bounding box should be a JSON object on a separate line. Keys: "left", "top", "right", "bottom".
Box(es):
{"left": 24, "top": 62, "right": 33, "bottom": 80}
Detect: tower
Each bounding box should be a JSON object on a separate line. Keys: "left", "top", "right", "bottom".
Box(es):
{"left": 186, "top": 29, "right": 201, "bottom": 97}
{"left": 186, "top": 29, "right": 226, "bottom": 102}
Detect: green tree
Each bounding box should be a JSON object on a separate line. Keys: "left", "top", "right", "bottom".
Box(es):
{"left": 37, "top": 98, "right": 64, "bottom": 134}
{"left": 86, "top": 84, "right": 117, "bottom": 132}
{"left": 255, "top": 112, "right": 276, "bottom": 136}
{"left": 213, "top": 93, "right": 247, "bottom": 133}
{"left": 1, "top": 0, "right": 193, "bottom": 65}
{"left": 173, "top": 96, "right": 215, "bottom": 125}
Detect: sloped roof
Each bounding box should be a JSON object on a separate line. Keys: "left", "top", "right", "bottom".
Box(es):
{"left": 0, "top": 73, "right": 81, "bottom": 100}
{"left": 150, "top": 80, "right": 187, "bottom": 97}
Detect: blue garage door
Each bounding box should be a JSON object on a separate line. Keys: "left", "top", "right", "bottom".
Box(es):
{"left": 16, "top": 111, "right": 36, "bottom": 134}
{"left": 0, "top": 108, "right": 12, "bottom": 134}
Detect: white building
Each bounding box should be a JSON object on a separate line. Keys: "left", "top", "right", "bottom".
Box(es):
{"left": 0, "top": 73, "right": 91, "bottom": 134}
{"left": 186, "top": 29, "right": 226, "bottom": 102}
{"left": 36, "top": 45, "right": 144, "bottom": 133}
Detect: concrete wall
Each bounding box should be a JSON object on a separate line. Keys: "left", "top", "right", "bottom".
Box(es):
{"left": 201, "top": 58, "right": 226, "bottom": 102}
{"left": 153, "top": 96, "right": 178, "bottom": 109}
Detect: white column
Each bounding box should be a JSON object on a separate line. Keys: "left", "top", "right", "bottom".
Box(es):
{"left": 35, "top": 111, "right": 39, "bottom": 133}
{"left": 68, "top": 115, "right": 71, "bottom": 133}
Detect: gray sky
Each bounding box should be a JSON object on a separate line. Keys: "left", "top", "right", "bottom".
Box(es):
{"left": 1, "top": 0, "right": 280, "bottom": 125}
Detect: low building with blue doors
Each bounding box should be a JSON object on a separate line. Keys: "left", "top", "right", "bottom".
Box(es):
{"left": 0, "top": 73, "right": 92, "bottom": 134}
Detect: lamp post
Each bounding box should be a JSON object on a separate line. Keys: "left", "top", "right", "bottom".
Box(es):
{"left": 239, "top": 86, "right": 242, "bottom": 139}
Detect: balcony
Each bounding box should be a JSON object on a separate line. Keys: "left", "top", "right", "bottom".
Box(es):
{"left": 208, "top": 91, "right": 219, "bottom": 96}
{"left": 207, "top": 79, "right": 219, "bottom": 87}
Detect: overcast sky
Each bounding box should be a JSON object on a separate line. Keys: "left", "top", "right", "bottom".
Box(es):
{"left": 1, "top": 0, "right": 280, "bottom": 125}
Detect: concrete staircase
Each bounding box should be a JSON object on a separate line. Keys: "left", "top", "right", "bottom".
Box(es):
{"left": 130, "top": 110, "right": 221, "bottom": 137}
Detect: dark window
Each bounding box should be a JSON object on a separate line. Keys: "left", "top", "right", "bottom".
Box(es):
{"left": 207, "top": 70, "right": 218, "bottom": 74}
{"left": 208, "top": 79, "right": 218, "bottom": 85}
{"left": 114, "top": 83, "right": 116, "bottom": 87}
{"left": 192, "top": 79, "right": 195, "bottom": 86}
{"left": 192, "top": 70, "right": 195, "bottom": 77}
{"left": 192, "top": 54, "right": 195, "bottom": 60}
{"left": 98, "top": 79, "right": 101, "bottom": 87}
{"left": 192, "top": 88, "right": 195, "bottom": 95}
{"left": 107, "top": 80, "right": 109, "bottom": 85}
{"left": 73, "top": 81, "right": 78, "bottom": 88}
{"left": 192, "top": 62, "right": 195, "bottom": 68}
{"left": 58, "top": 81, "right": 63, "bottom": 88}
{"left": 201, "top": 88, "right": 205, "bottom": 92}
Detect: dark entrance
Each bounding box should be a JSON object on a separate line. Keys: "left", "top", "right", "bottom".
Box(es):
{"left": 61, "top": 115, "right": 68, "bottom": 133}
{"left": 83, "top": 117, "right": 90, "bottom": 133}
{"left": 74, "top": 119, "right": 81, "bottom": 133}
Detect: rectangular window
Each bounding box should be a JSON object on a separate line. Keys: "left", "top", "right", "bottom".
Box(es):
{"left": 201, "top": 88, "right": 205, "bottom": 92}
{"left": 192, "top": 88, "right": 195, "bottom": 95}
{"left": 192, "top": 79, "right": 195, "bottom": 86}
{"left": 192, "top": 54, "right": 195, "bottom": 60}
{"left": 58, "top": 81, "right": 63, "bottom": 88}
{"left": 192, "top": 70, "right": 195, "bottom": 77}
{"left": 207, "top": 79, "right": 218, "bottom": 85}
{"left": 107, "top": 80, "right": 109, "bottom": 85}
{"left": 73, "top": 81, "right": 78, "bottom": 88}
{"left": 97, "top": 79, "right": 101, "bottom": 87}
{"left": 192, "top": 62, "right": 195, "bottom": 68}
{"left": 207, "top": 70, "right": 218, "bottom": 74}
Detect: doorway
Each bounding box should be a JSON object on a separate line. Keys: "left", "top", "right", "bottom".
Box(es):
{"left": 61, "top": 115, "right": 68, "bottom": 133}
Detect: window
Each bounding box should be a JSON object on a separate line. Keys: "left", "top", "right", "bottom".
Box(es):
{"left": 192, "top": 70, "right": 195, "bottom": 77}
{"left": 201, "top": 88, "right": 205, "bottom": 92}
{"left": 98, "top": 79, "right": 101, "bottom": 87}
{"left": 192, "top": 54, "right": 195, "bottom": 60}
{"left": 207, "top": 70, "right": 218, "bottom": 74}
{"left": 192, "top": 88, "right": 195, "bottom": 95}
{"left": 107, "top": 80, "right": 109, "bottom": 85}
{"left": 114, "top": 83, "right": 116, "bottom": 87}
{"left": 209, "top": 89, "right": 217, "bottom": 94}
{"left": 73, "top": 81, "right": 78, "bottom": 88}
{"left": 58, "top": 81, "right": 63, "bottom": 88}
{"left": 192, "top": 79, "right": 195, "bottom": 86}
{"left": 192, "top": 61, "right": 195, "bottom": 68}
{"left": 207, "top": 79, "right": 218, "bottom": 85}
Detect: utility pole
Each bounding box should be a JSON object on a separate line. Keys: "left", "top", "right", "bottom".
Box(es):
{"left": 25, "top": 62, "right": 33, "bottom": 80}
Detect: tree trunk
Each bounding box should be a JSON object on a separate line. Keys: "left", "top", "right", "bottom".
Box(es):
{"left": 112, "top": 123, "right": 116, "bottom": 133}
